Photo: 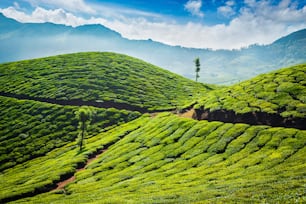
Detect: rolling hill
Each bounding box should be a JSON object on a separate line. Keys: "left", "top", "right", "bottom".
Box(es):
{"left": 0, "top": 95, "right": 141, "bottom": 171}
{"left": 194, "top": 64, "right": 306, "bottom": 129}
{"left": 1, "top": 13, "right": 306, "bottom": 84}
{"left": 0, "top": 52, "right": 214, "bottom": 111}
{"left": 1, "top": 113, "right": 305, "bottom": 203}
{"left": 0, "top": 53, "right": 305, "bottom": 203}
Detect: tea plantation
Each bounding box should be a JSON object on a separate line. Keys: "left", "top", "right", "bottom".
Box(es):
{"left": 0, "top": 52, "right": 214, "bottom": 111}
{"left": 0, "top": 53, "right": 305, "bottom": 203}
{"left": 195, "top": 64, "right": 306, "bottom": 118}
{"left": 1, "top": 113, "right": 305, "bottom": 203}
{"left": 0, "top": 96, "right": 140, "bottom": 171}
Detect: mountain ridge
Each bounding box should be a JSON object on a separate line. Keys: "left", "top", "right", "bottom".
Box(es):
{"left": 1, "top": 13, "right": 305, "bottom": 84}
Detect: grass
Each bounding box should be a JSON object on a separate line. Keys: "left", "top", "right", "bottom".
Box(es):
{"left": 0, "top": 95, "right": 140, "bottom": 171}
{"left": 0, "top": 52, "right": 215, "bottom": 111}
{"left": 195, "top": 64, "right": 306, "bottom": 118}
{"left": 1, "top": 113, "right": 304, "bottom": 203}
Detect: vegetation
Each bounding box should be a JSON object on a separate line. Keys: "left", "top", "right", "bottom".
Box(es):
{"left": 0, "top": 96, "right": 140, "bottom": 171}
{"left": 195, "top": 64, "right": 306, "bottom": 118}
{"left": 1, "top": 113, "right": 304, "bottom": 203}
{"left": 75, "top": 106, "right": 93, "bottom": 151}
{"left": 194, "top": 57, "right": 200, "bottom": 82}
{"left": 0, "top": 116, "right": 148, "bottom": 203}
{"left": 0, "top": 52, "right": 215, "bottom": 111}
{"left": 0, "top": 53, "right": 305, "bottom": 203}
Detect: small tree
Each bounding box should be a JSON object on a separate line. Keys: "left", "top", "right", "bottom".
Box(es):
{"left": 75, "top": 106, "right": 92, "bottom": 151}
{"left": 194, "top": 57, "right": 201, "bottom": 82}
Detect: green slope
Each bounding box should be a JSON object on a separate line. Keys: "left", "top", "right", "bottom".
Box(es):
{"left": 0, "top": 52, "right": 214, "bottom": 111}
{"left": 195, "top": 64, "right": 306, "bottom": 118}
{"left": 0, "top": 96, "right": 140, "bottom": 171}
{"left": 2, "top": 113, "right": 305, "bottom": 203}
{"left": 1, "top": 54, "right": 305, "bottom": 203}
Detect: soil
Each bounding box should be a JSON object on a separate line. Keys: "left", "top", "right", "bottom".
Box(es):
{"left": 178, "top": 109, "right": 195, "bottom": 119}
{"left": 0, "top": 92, "right": 175, "bottom": 114}
{"left": 53, "top": 149, "right": 106, "bottom": 191}
{"left": 1, "top": 91, "right": 304, "bottom": 129}
{"left": 194, "top": 108, "right": 306, "bottom": 130}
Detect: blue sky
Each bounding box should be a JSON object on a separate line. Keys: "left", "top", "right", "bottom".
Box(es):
{"left": 1, "top": 0, "right": 306, "bottom": 49}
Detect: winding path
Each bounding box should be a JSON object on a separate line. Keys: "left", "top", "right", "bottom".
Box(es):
{"left": 53, "top": 149, "right": 107, "bottom": 191}
{"left": 0, "top": 91, "right": 173, "bottom": 114}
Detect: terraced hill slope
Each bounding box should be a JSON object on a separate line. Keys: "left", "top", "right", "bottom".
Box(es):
{"left": 0, "top": 52, "right": 214, "bottom": 111}
{"left": 194, "top": 64, "right": 306, "bottom": 129}
{"left": 0, "top": 96, "right": 140, "bottom": 171}
{"left": 0, "top": 53, "right": 305, "bottom": 203}
{"left": 1, "top": 113, "right": 305, "bottom": 203}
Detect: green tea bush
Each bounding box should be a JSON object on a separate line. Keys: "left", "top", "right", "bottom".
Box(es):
{"left": 0, "top": 52, "right": 215, "bottom": 111}
{"left": 196, "top": 64, "right": 306, "bottom": 118}
{"left": 1, "top": 113, "right": 305, "bottom": 204}
{"left": 0, "top": 96, "right": 140, "bottom": 171}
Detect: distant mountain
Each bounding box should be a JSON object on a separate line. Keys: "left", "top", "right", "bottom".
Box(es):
{"left": 0, "top": 13, "right": 305, "bottom": 84}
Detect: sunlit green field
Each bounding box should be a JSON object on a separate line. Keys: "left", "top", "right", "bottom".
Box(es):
{"left": 0, "top": 52, "right": 215, "bottom": 111}
{"left": 0, "top": 54, "right": 305, "bottom": 203}
{"left": 0, "top": 96, "right": 140, "bottom": 171}
{"left": 196, "top": 64, "right": 306, "bottom": 118}
{"left": 1, "top": 113, "right": 305, "bottom": 203}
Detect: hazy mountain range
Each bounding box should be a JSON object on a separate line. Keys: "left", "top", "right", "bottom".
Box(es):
{"left": 1, "top": 13, "right": 305, "bottom": 84}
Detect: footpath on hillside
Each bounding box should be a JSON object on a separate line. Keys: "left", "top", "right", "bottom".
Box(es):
{"left": 178, "top": 109, "right": 195, "bottom": 119}
{"left": 53, "top": 149, "right": 106, "bottom": 192}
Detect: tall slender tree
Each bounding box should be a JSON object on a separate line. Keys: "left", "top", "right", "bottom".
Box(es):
{"left": 75, "top": 106, "right": 92, "bottom": 151}
{"left": 194, "top": 57, "right": 201, "bottom": 82}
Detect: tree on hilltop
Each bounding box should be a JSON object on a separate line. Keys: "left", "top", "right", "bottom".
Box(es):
{"left": 194, "top": 57, "right": 201, "bottom": 82}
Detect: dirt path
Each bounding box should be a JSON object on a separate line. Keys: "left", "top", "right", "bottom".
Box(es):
{"left": 0, "top": 91, "right": 175, "bottom": 114}
{"left": 54, "top": 149, "right": 106, "bottom": 191}
{"left": 178, "top": 109, "right": 195, "bottom": 119}
{"left": 3, "top": 91, "right": 304, "bottom": 130}
{"left": 54, "top": 110, "right": 195, "bottom": 191}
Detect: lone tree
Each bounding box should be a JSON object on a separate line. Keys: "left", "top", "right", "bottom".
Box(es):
{"left": 75, "top": 106, "right": 93, "bottom": 151}
{"left": 194, "top": 57, "right": 201, "bottom": 82}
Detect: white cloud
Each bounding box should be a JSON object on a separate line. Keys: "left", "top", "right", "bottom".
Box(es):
{"left": 1, "top": 6, "right": 33, "bottom": 22}
{"left": 184, "top": 0, "right": 204, "bottom": 17}
{"left": 244, "top": 0, "right": 256, "bottom": 7}
{"left": 13, "top": 2, "right": 21, "bottom": 9}
{"left": 112, "top": 0, "right": 306, "bottom": 49}
{"left": 89, "top": 3, "right": 162, "bottom": 20}
{"left": 0, "top": 6, "right": 93, "bottom": 26}
{"left": 218, "top": 1, "right": 236, "bottom": 17}
{"left": 1, "top": 0, "right": 306, "bottom": 49}
{"left": 24, "top": 0, "right": 95, "bottom": 14}
{"left": 226, "top": 1, "right": 235, "bottom": 6}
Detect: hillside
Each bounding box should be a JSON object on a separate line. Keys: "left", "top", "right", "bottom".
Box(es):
{"left": 0, "top": 52, "right": 214, "bottom": 111}
{"left": 0, "top": 53, "right": 305, "bottom": 203}
{"left": 1, "top": 113, "right": 305, "bottom": 203}
{"left": 0, "top": 13, "right": 305, "bottom": 84}
{"left": 0, "top": 96, "right": 140, "bottom": 171}
{"left": 194, "top": 64, "right": 306, "bottom": 129}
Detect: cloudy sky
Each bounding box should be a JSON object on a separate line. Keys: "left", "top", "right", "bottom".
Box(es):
{"left": 0, "top": 0, "right": 306, "bottom": 49}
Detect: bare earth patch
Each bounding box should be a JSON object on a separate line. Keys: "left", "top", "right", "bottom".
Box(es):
{"left": 54, "top": 149, "right": 106, "bottom": 190}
